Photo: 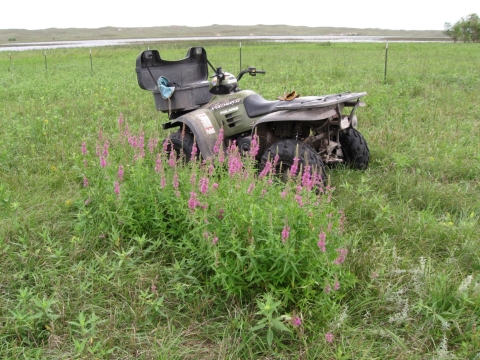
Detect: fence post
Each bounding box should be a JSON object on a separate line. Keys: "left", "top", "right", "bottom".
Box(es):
{"left": 384, "top": 41, "right": 388, "bottom": 82}
{"left": 90, "top": 49, "right": 93, "bottom": 72}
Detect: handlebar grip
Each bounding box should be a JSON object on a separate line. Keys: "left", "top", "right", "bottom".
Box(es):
{"left": 256, "top": 70, "right": 266, "bottom": 74}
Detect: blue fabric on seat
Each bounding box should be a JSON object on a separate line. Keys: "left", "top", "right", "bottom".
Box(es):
{"left": 157, "top": 76, "right": 175, "bottom": 99}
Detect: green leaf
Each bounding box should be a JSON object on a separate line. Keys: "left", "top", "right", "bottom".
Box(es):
{"left": 271, "top": 318, "right": 291, "bottom": 333}
{"left": 267, "top": 328, "right": 273, "bottom": 347}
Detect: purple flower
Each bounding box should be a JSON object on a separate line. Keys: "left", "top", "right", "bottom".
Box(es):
{"left": 292, "top": 317, "right": 302, "bottom": 327}
{"left": 212, "top": 182, "right": 219, "bottom": 189}
{"left": 334, "top": 281, "right": 340, "bottom": 291}
{"left": 191, "top": 141, "right": 198, "bottom": 159}
{"left": 290, "top": 157, "right": 300, "bottom": 177}
{"left": 118, "top": 113, "right": 124, "bottom": 128}
{"left": 324, "top": 285, "right": 331, "bottom": 294}
{"left": 211, "top": 236, "right": 218, "bottom": 245}
{"left": 102, "top": 140, "right": 109, "bottom": 157}
{"left": 334, "top": 248, "right": 348, "bottom": 265}
{"left": 114, "top": 181, "right": 120, "bottom": 196}
{"left": 228, "top": 154, "right": 242, "bottom": 177}
{"left": 213, "top": 128, "right": 224, "bottom": 154}
{"left": 148, "top": 137, "right": 159, "bottom": 154}
{"left": 117, "top": 165, "right": 124, "bottom": 182}
{"left": 317, "top": 232, "right": 326, "bottom": 252}
{"left": 188, "top": 191, "right": 199, "bottom": 210}
{"left": 160, "top": 176, "right": 166, "bottom": 189}
{"left": 168, "top": 150, "right": 176, "bottom": 167}
{"left": 325, "top": 333, "right": 334, "bottom": 343}
{"left": 249, "top": 134, "right": 260, "bottom": 157}
{"left": 247, "top": 182, "right": 255, "bottom": 194}
{"left": 155, "top": 154, "right": 163, "bottom": 173}
{"left": 81, "top": 142, "right": 87, "bottom": 155}
{"left": 173, "top": 173, "right": 179, "bottom": 189}
{"left": 99, "top": 156, "right": 107, "bottom": 168}
{"left": 259, "top": 160, "right": 272, "bottom": 178}
{"left": 199, "top": 177, "right": 209, "bottom": 194}
{"left": 281, "top": 225, "right": 290, "bottom": 243}
{"left": 83, "top": 176, "right": 89, "bottom": 188}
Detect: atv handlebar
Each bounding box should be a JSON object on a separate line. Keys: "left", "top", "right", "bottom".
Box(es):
{"left": 237, "top": 67, "right": 266, "bottom": 81}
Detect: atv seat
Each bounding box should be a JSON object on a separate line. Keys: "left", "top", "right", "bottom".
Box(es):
{"left": 136, "top": 47, "right": 212, "bottom": 112}
{"left": 243, "top": 94, "right": 280, "bottom": 118}
{"left": 244, "top": 94, "right": 309, "bottom": 118}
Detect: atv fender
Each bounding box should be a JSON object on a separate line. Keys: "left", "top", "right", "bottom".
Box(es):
{"left": 163, "top": 113, "right": 219, "bottom": 159}
{"left": 252, "top": 106, "right": 338, "bottom": 129}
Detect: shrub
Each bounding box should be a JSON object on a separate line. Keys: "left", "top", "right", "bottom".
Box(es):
{"left": 75, "top": 115, "right": 354, "bottom": 312}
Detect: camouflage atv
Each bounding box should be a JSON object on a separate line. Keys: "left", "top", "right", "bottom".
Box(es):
{"left": 136, "top": 47, "right": 369, "bottom": 182}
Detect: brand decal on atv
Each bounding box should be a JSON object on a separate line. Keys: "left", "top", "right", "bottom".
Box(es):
{"left": 220, "top": 106, "right": 239, "bottom": 115}
{"left": 208, "top": 98, "right": 242, "bottom": 111}
{"left": 197, "top": 113, "right": 216, "bottom": 135}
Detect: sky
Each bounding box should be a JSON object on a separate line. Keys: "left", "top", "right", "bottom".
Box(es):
{"left": 1, "top": 0, "right": 478, "bottom": 31}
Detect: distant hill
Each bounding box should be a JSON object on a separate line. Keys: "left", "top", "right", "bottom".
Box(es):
{"left": 0, "top": 25, "right": 447, "bottom": 44}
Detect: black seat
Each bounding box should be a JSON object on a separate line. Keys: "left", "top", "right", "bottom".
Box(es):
{"left": 243, "top": 94, "right": 280, "bottom": 118}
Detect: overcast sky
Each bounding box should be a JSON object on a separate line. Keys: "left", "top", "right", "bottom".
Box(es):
{"left": 1, "top": 0, "right": 478, "bottom": 31}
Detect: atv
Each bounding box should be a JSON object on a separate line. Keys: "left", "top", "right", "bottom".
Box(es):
{"left": 135, "top": 47, "right": 369, "bottom": 182}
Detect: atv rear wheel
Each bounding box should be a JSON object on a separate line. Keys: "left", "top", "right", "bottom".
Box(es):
{"left": 339, "top": 128, "right": 369, "bottom": 170}
{"left": 260, "top": 139, "right": 327, "bottom": 186}
{"left": 164, "top": 129, "right": 195, "bottom": 162}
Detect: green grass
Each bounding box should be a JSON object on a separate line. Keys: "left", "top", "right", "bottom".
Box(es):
{"left": 1, "top": 41, "right": 480, "bottom": 358}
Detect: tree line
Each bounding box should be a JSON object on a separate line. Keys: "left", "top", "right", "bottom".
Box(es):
{"left": 444, "top": 13, "right": 480, "bottom": 42}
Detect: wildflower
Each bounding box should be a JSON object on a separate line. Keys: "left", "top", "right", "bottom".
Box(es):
{"left": 281, "top": 190, "right": 287, "bottom": 198}
{"left": 44, "top": 119, "right": 48, "bottom": 124}
{"left": 173, "top": 173, "right": 179, "bottom": 189}
{"left": 160, "top": 176, "right": 166, "bottom": 189}
{"left": 290, "top": 157, "right": 300, "bottom": 177}
{"left": 334, "top": 281, "right": 340, "bottom": 291}
{"left": 188, "top": 191, "right": 199, "bottom": 210}
{"left": 324, "top": 285, "right": 331, "bottom": 294}
{"left": 155, "top": 154, "right": 163, "bottom": 173}
{"left": 212, "top": 182, "right": 219, "bottom": 189}
{"left": 317, "top": 232, "right": 326, "bottom": 252}
{"left": 99, "top": 156, "right": 107, "bottom": 168}
{"left": 81, "top": 142, "right": 88, "bottom": 155}
{"left": 208, "top": 163, "right": 215, "bottom": 176}
{"left": 190, "top": 172, "right": 197, "bottom": 185}
{"left": 281, "top": 225, "right": 290, "bottom": 243}
{"left": 199, "top": 177, "right": 209, "bottom": 194}
{"left": 295, "top": 194, "right": 304, "bottom": 207}
{"left": 218, "top": 209, "right": 224, "bottom": 220}
{"left": 114, "top": 181, "right": 121, "bottom": 196}
{"left": 228, "top": 154, "right": 242, "bottom": 177}
{"left": 334, "top": 248, "right": 348, "bottom": 265}
{"left": 259, "top": 160, "right": 272, "bottom": 178}
{"left": 325, "top": 333, "right": 334, "bottom": 343}
{"left": 117, "top": 165, "right": 124, "bottom": 182}
{"left": 249, "top": 134, "right": 260, "bottom": 157}
{"left": 292, "top": 317, "right": 302, "bottom": 327}
{"left": 191, "top": 141, "right": 198, "bottom": 159}
{"left": 247, "top": 182, "right": 255, "bottom": 194}
{"left": 203, "top": 231, "right": 209, "bottom": 239}
{"left": 102, "top": 140, "right": 109, "bottom": 157}
{"left": 118, "top": 113, "right": 124, "bottom": 127}
{"left": 162, "top": 139, "right": 170, "bottom": 152}
{"left": 148, "top": 137, "right": 158, "bottom": 154}
{"left": 168, "top": 150, "right": 176, "bottom": 167}
{"left": 213, "top": 128, "right": 224, "bottom": 154}
{"left": 211, "top": 236, "right": 218, "bottom": 245}
{"left": 83, "top": 176, "right": 89, "bottom": 188}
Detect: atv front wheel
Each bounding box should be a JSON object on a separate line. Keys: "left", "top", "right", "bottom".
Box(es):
{"left": 260, "top": 139, "right": 327, "bottom": 185}
{"left": 164, "top": 129, "right": 195, "bottom": 162}
{"left": 339, "top": 128, "right": 370, "bottom": 170}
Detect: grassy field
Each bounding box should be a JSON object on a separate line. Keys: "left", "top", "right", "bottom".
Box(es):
{"left": 1, "top": 41, "right": 479, "bottom": 359}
